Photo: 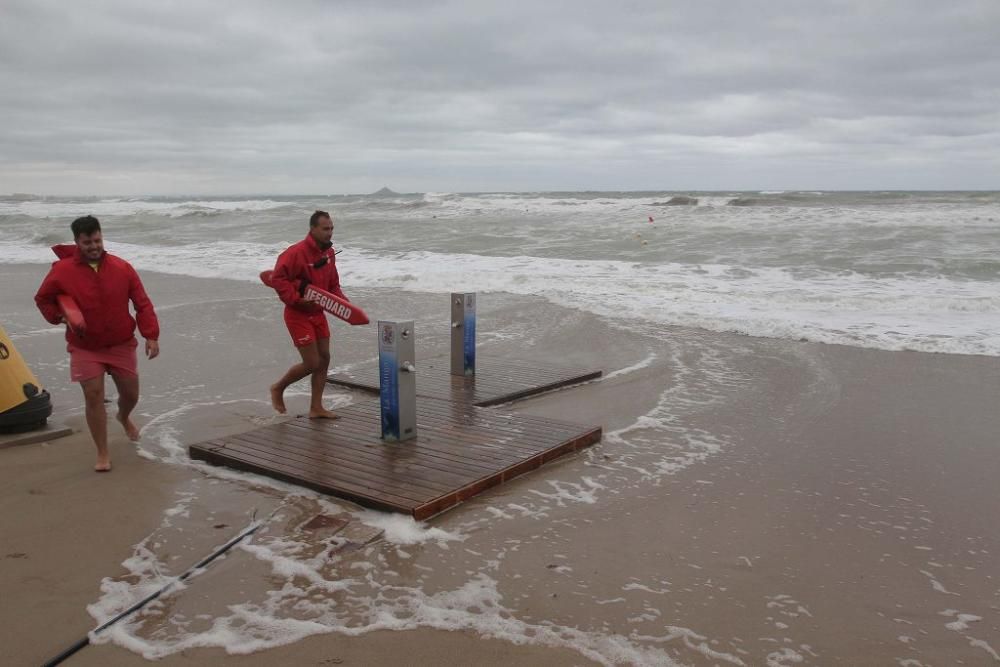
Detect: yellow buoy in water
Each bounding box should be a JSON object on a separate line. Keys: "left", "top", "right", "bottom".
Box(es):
{"left": 0, "top": 323, "right": 53, "bottom": 433}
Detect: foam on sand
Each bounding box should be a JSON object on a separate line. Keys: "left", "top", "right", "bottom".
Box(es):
{"left": 88, "top": 510, "right": 689, "bottom": 666}
{"left": 354, "top": 511, "right": 464, "bottom": 546}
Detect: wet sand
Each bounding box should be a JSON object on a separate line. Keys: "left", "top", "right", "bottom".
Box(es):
{"left": 2, "top": 263, "right": 999, "bottom": 665}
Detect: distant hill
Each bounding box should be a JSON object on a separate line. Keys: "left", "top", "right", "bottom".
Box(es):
{"left": 370, "top": 187, "right": 399, "bottom": 197}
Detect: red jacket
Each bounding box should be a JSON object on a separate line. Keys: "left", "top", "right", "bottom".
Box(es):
{"left": 271, "top": 234, "right": 348, "bottom": 312}
{"left": 35, "top": 245, "right": 159, "bottom": 350}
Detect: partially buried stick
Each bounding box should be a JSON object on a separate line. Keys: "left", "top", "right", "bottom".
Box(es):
{"left": 42, "top": 514, "right": 264, "bottom": 666}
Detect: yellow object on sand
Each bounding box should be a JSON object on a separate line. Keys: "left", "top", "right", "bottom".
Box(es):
{"left": 0, "top": 323, "right": 44, "bottom": 414}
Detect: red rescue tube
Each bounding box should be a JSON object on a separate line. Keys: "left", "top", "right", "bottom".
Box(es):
{"left": 260, "top": 270, "right": 369, "bottom": 326}
{"left": 302, "top": 284, "right": 370, "bottom": 325}
{"left": 57, "top": 294, "right": 86, "bottom": 335}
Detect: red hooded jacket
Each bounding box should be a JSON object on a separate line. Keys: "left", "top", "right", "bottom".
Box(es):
{"left": 35, "top": 245, "right": 159, "bottom": 351}
{"left": 270, "top": 233, "right": 348, "bottom": 312}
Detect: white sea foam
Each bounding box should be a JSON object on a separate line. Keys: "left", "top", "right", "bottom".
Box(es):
{"left": 766, "top": 647, "right": 805, "bottom": 665}
{"left": 381, "top": 191, "right": 740, "bottom": 219}
{"left": 93, "top": 527, "right": 685, "bottom": 666}
{"left": 939, "top": 610, "right": 999, "bottom": 661}
{"left": 86, "top": 490, "right": 211, "bottom": 635}
{"left": 111, "top": 245, "right": 1000, "bottom": 356}
{"left": 603, "top": 353, "right": 658, "bottom": 381}
{"left": 942, "top": 611, "right": 981, "bottom": 631}
{"left": 14, "top": 236, "right": 995, "bottom": 356}
{"left": 528, "top": 477, "right": 605, "bottom": 506}
{"left": 6, "top": 192, "right": 999, "bottom": 356}
{"left": 342, "top": 250, "right": 1000, "bottom": 356}
{"left": 601, "top": 343, "right": 741, "bottom": 483}
{"left": 0, "top": 198, "right": 293, "bottom": 218}
{"left": 354, "top": 511, "right": 465, "bottom": 546}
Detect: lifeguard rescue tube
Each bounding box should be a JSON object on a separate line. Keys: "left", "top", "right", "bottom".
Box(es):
{"left": 260, "top": 270, "right": 370, "bottom": 325}
{"left": 57, "top": 294, "right": 86, "bottom": 335}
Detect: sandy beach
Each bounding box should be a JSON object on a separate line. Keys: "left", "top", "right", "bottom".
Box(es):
{"left": 2, "top": 262, "right": 999, "bottom": 666}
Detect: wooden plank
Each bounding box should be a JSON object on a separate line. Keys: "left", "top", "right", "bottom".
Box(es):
{"left": 257, "top": 417, "right": 512, "bottom": 472}
{"left": 412, "top": 427, "right": 602, "bottom": 520}
{"left": 190, "top": 445, "right": 420, "bottom": 513}
{"left": 222, "top": 430, "right": 463, "bottom": 498}
{"left": 201, "top": 407, "right": 586, "bottom": 482}
{"left": 288, "top": 413, "right": 550, "bottom": 467}
{"left": 297, "top": 400, "right": 587, "bottom": 453}
{"left": 200, "top": 434, "right": 441, "bottom": 503}
{"left": 326, "top": 395, "right": 597, "bottom": 440}
{"left": 296, "top": 404, "right": 575, "bottom": 453}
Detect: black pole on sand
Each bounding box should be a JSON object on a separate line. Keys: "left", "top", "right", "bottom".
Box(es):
{"left": 42, "top": 516, "right": 263, "bottom": 667}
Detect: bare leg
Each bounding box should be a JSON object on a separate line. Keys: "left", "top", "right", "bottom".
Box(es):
{"left": 309, "top": 337, "right": 337, "bottom": 419}
{"left": 271, "top": 342, "right": 320, "bottom": 414}
{"left": 111, "top": 374, "right": 141, "bottom": 441}
{"left": 81, "top": 376, "right": 111, "bottom": 471}
{"left": 269, "top": 383, "right": 288, "bottom": 414}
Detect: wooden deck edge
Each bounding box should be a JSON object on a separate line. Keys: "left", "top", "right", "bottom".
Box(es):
{"left": 411, "top": 426, "right": 602, "bottom": 520}
{"left": 473, "top": 370, "right": 603, "bottom": 407}
{"left": 326, "top": 376, "right": 379, "bottom": 394}
{"left": 189, "top": 444, "right": 410, "bottom": 515}
{"left": 327, "top": 369, "right": 604, "bottom": 407}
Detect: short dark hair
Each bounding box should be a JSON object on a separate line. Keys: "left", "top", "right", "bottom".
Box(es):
{"left": 309, "top": 210, "right": 331, "bottom": 227}
{"left": 71, "top": 215, "right": 101, "bottom": 239}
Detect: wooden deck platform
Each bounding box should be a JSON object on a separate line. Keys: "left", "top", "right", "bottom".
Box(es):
{"left": 190, "top": 397, "right": 601, "bottom": 520}
{"left": 328, "top": 356, "right": 602, "bottom": 406}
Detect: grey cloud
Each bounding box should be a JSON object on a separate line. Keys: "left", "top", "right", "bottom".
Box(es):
{"left": 1, "top": 0, "right": 998, "bottom": 193}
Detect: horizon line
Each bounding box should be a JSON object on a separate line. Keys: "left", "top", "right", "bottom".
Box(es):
{"left": 4, "top": 188, "right": 999, "bottom": 198}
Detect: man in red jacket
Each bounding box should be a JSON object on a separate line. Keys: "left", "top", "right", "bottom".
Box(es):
{"left": 35, "top": 215, "right": 160, "bottom": 472}
{"left": 268, "top": 210, "right": 347, "bottom": 419}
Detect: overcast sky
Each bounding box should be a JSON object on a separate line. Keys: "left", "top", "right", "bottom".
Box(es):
{"left": 1, "top": 0, "right": 998, "bottom": 195}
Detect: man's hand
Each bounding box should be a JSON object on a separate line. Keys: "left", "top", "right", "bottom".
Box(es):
{"left": 60, "top": 316, "right": 86, "bottom": 337}
{"left": 146, "top": 339, "right": 160, "bottom": 360}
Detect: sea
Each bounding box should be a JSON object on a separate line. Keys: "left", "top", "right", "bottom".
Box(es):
{"left": 7, "top": 192, "right": 1000, "bottom": 664}
{"left": 5, "top": 190, "right": 999, "bottom": 356}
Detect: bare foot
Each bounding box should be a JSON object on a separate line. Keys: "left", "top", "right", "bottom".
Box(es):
{"left": 270, "top": 384, "right": 287, "bottom": 414}
{"left": 308, "top": 408, "right": 340, "bottom": 420}
{"left": 116, "top": 413, "right": 141, "bottom": 441}
{"left": 95, "top": 459, "right": 112, "bottom": 472}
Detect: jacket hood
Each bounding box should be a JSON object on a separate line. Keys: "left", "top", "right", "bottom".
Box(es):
{"left": 51, "top": 244, "right": 77, "bottom": 259}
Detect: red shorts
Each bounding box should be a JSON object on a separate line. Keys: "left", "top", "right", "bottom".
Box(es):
{"left": 284, "top": 308, "right": 329, "bottom": 347}
{"left": 68, "top": 338, "right": 139, "bottom": 382}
